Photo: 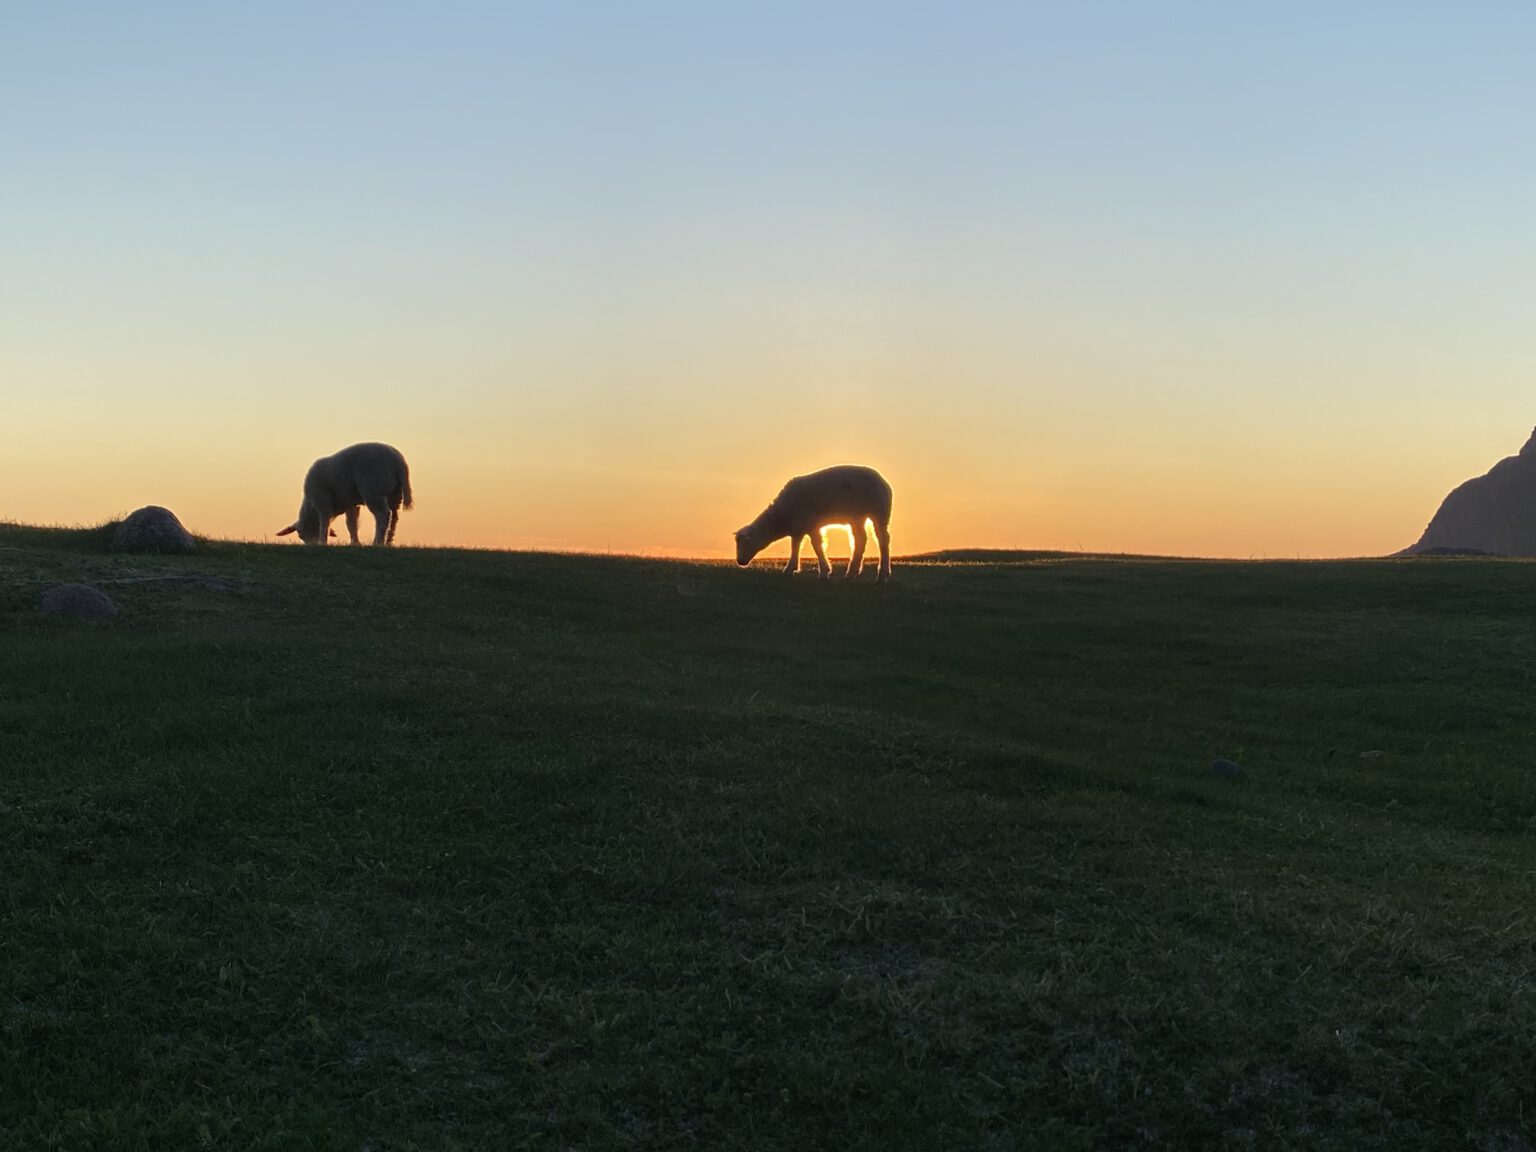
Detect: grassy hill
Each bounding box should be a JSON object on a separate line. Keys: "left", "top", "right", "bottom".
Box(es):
{"left": 3, "top": 523, "right": 1535, "bottom": 1150}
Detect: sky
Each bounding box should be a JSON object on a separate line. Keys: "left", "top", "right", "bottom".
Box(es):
{"left": 4, "top": 2, "right": 1535, "bottom": 558}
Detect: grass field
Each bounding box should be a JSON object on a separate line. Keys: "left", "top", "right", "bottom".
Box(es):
{"left": 3, "top": 522, "right": 1535, "bottom": 1150}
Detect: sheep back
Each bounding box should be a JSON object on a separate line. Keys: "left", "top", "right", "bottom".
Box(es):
{"left": 767, "top": 464, "right": 892, "bottom": 532}
{"left": 305, "top": 443, "right": 412, "bottom": 511}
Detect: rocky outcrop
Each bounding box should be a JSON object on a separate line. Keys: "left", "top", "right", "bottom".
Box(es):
{"left": 1402, "top": 429, "right": 1536, "bottom": 556}
{"left": 110, "top": 506, "right": 197, "bottom": 554}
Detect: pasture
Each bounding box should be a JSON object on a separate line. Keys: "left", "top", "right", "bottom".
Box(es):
{"left": 2, "top": 523, "right": 1534, "bottom": 1150}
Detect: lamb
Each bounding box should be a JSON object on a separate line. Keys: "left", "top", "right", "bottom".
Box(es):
{"left": 734, "top": 464, "right": 893, "bottom": 581}
{"left": 276, "top": 442, "right": 414, "bottom": 546}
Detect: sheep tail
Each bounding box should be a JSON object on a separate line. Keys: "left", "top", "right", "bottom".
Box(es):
{"left": 400, "top": 464, "right": 414, "bottom": 511}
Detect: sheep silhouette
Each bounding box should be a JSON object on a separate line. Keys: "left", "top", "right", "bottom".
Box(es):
{"left": 277, "top": 443, "right": 414, "bottom": 546}
{"left": 735, "top": 465, "right": 892, "bottom": 581}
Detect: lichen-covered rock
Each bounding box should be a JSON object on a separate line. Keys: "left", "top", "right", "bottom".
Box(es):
{"left": 39, "top": 583, "right": 118, "bottom": 620}
{"left": 1403, "top": 429, "right": 1536, "bottom": 556}
{"left": 111, "top": 505, "right": 197, "bottom": 554}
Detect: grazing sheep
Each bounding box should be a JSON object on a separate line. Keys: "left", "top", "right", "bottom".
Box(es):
{"left": 277, "top": 442, "right": 413, "bottom": 546}
{"left": 735, "top": 464, "right": 893, "bottom": 581}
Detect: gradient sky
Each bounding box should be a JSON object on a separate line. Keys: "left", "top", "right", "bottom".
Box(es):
{"left": 4, "top": 2, "right": 1535, "bottom": 557}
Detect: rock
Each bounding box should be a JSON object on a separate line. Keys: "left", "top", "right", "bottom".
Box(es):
{"left": 39, "top": 583, "right": 118, "bottom": 620}
{"left": 1359, "top": 750, "right": 1385, "bottom": 759}
{"left": 110, "top": 506, "right": 197, "bottom": 554}
{"left": 1209, "top": 757, "right": 1246, "bottom": 781}
{"left": 1401, "top": 428, "right": 1536, "bottom": 556}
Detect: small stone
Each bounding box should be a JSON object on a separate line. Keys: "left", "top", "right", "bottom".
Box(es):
{"left": 1209, "top": 757, "right": 1246, "bottom": 781}
{"left": 39, "top": 583, "right": 118, "bottom": 620}
{"left": 1359, "top": 750, "right": 1385, "bottom": 759}
{"left": 110, "top": 506, "right": 197, "bottom": 554}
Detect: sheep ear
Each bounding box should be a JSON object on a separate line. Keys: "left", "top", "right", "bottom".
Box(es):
{"left": 276, "top": 524, "right": 297, "bottom": 537}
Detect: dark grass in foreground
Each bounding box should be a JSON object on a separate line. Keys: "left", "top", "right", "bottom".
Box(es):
{"left": 2, "top": 525, "right": 1535, "bottom": 1150}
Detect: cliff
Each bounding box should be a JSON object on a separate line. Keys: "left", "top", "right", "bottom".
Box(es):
{"left": 1403, "top": 428, "right": 1536, "bottom": 556}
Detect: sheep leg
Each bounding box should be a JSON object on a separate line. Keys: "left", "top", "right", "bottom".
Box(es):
{"left": 874, "top": 518, "right": 892, "bottom": 581}
{"left": 344, "top": 507, "right": 361, "bottom": 545}
{"left": 366, "top": 498, "right": 392, "bottom": 545}
{"left": 386, "top": 502, "right": 400, "bottom": 544}
{"left": 846, "top": 520, "right": 867, "bottom": 578}
{"left": 809, "top": 530, "right": 831, "bottom": 580}
{"left": 784, "top": 534, "right": 802, "bottom": 574}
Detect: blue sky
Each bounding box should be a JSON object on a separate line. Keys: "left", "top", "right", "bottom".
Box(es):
{"left": 4, "top": 2, "right": 1534, "bottom": 553}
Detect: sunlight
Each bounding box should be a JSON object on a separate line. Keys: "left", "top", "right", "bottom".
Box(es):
{"left": 819, "top": 520, "right": 874, "bottom": 558}
{"left": 819, "top": 524, "right": 853, "bottom": 555}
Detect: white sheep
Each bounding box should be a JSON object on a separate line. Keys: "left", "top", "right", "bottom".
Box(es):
{"left": 735, "top": 464, "right": 893, "bottom": 580}
{"left": 277, "top": 442, "right": 414, "bottom": 546}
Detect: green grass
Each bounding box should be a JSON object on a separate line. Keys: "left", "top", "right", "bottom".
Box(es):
{"left": 3, "top": 524, "right": 1535, "bottom": 1150}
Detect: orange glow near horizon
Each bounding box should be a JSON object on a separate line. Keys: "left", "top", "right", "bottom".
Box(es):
{"left": 5, "top": 333, "right": 1521, "bottom": 561}
{"left": 0, "top": 415, "right": 1509, "bottom": 561}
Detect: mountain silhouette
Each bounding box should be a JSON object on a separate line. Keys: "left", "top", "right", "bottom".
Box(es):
{"left": 1402, "top": 428, "right": 1536, "bottom": 556}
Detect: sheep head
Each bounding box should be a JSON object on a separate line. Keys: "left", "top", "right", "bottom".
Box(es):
{"left": 734, "top": 526, "right": 765, "bottom": 566}
{"left": 276, "top": 502, "right": 333, "bottom": 544}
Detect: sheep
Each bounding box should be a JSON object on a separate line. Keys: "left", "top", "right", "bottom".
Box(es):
{"left": 276, "top": 442, "right": 414, "bottom": 546}
{"left": 734, "top": 464, "right": 893, "bottom": 581}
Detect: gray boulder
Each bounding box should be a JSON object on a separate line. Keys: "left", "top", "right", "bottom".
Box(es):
{"left": 1209, "top": 757, "right": 1246, "bottom": 781}
{"left": 111, "top": 505, "right": 197, "bottom": 554}
{"left": 1402, "top": 428, "right": 1536, "bottom": 556}
{"left": 39, "top": 583, "right": 118, "bottom": 620}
